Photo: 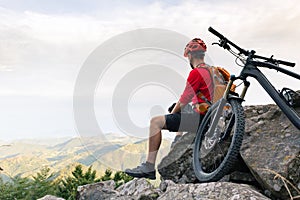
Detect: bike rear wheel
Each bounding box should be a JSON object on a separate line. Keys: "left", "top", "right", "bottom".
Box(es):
{"left": 193, "top": 98, "right": 245, "bottom": 182}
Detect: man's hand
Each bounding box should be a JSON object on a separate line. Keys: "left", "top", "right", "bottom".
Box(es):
{"left": 170, "top": 101, "right": 185, "bottom": 114}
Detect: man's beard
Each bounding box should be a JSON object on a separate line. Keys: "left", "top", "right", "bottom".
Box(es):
{"left": 190, "top": 62, "right": 194, "bottom": 69}
{"left": 189, "top": 57, "right": 194, "bottom": 69}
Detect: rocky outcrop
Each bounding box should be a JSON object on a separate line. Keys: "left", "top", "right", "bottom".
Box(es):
{"left": 76, "top": 179, "right": 270, "bottom": 200}
{"left": 77, "top": 180, "right": 118, "bottom": 199}
{"left": 77, "top": 179, "right": 159, "bottom": 200}
{"left": 158, "top": 104, "right": 300, "bottom": 199}
{"left": 157, "top": 132, "right": 197, "bottom": 183}
{"left": 158, "top": 180, "right": 270, "bottom": 200}
{"left": 241, "top": 105, "right": 300, "bottom": 199}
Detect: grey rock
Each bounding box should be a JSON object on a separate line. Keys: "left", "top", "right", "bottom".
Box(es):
{"left": 77, "top": 179, "right": 159, "bottom": 200}
{"left": 76, "top": 180, "right": 269, "bottom": 200}
{"left": 158, "top": 180, "right": 176, "bottom": 192}
{"left": 77, "top": 180, "right": 118, "bottom": 200}
{"left": 228, "top": 171, "right": 257, "bottom": 183}
{"left": 241, "top": 105, "right": 300, "bottom": 199}
{"left": 157, "top": 131, "right": 197, "bottom": 183}
{"left": 157, "top": 181, "right": 270, "bottom": 200}
{"left": 37, "top": 195, "right": 65, "bottom": 200}
{"left": 116, "top": 178, "right": 159, "bottom": 199}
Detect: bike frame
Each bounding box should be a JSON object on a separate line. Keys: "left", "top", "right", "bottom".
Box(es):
{"left": 235, "top": 62, "right": 300, "bottom": 129}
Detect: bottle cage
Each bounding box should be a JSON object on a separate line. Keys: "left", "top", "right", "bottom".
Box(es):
{"left": 280, "top": 87, "right": 300, "bottom": 108}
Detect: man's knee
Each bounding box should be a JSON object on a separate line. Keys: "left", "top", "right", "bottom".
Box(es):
{"left": 150, "top": 116, "right": 166, "bottom": 129}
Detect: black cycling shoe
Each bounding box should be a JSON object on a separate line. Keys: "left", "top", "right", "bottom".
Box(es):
{"left": 124, "top": 162, "right": 156, "bottom": 180}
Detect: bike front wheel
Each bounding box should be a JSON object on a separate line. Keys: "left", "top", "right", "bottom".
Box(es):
{"left": 193, "top": 98, "right": 245, "bottom": 182}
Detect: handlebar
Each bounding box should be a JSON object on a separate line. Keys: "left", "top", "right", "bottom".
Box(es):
{"left": 208, "top": 27, "right": 224, "bottom": 40}
{"left": 208, "top": 27, "right": 296, "bottom": 68}
{"left": 208, "top": 27, "right": 248, "bottom": 55}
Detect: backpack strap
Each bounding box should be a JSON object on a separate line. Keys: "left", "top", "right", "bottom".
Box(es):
{"left": 196, "top": 64, "right": 214, "bottom": 105}
{"left": 193, "top": 65, "right": 214, "bottom": 113}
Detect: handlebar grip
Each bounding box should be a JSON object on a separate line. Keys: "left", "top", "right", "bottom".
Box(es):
{"left": 277, "top": 60, "right": 295, "bottom": 67}
{"left": 254, "top": 54, "right": 296, "bottom": 67}
{"left": 208, "top": 27, "right": 224, "bottom": 39}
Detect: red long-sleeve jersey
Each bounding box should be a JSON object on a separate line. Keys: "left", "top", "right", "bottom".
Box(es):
{"left": 179, "top": 65, "right": 213, "bottom": 108}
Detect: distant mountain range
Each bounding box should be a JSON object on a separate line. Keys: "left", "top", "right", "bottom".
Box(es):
{"left": 0, "top": 133, "right": 171, "bottom": 181}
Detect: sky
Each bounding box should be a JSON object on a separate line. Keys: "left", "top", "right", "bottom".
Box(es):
{"left": 0, "top": 0, "right": 299, "bottom": 141}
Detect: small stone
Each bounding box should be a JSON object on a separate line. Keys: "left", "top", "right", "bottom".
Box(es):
{"left": 37, "top": 195, "right": 65, "bottom": 200}
{"left": 159, "top": 181, "right": 168, "bottom": 192}
{"left": 264, "top": 190, "right": 272, "bottom": 197}
{"left": 230, "top": 194, "right": 240, "bottom": 200}
{"left": 285, "top": 133, "right": 291, "bottom": 137}
{"left": 273, "top": 184, "right": 281, "bottom": 191}
{"left": 280, "top": 122, "right": 289, "bottom": 129}
{"left": 251, "top": 116, "right": 259, "bottom": 122}
{"left": 258, "top": 109, "right": 264, "bottom": 114}
{"left": 258, "top": 120, "right": 265, "bottom": 125}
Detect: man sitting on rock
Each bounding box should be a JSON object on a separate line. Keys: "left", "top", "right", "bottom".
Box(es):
{"left": 125, "top": 38, "right": 213, "bottom": 179}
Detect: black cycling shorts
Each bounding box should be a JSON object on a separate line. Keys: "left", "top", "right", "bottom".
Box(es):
{"left": 165, "top": 105, "right": 203, "bottom": 133}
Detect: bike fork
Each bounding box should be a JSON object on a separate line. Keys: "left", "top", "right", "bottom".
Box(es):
{"left": 240, "top": 80, "right": 250, "bottom": 100}
{"left": 206, "top": 76, "right": 250, "bottom": 138}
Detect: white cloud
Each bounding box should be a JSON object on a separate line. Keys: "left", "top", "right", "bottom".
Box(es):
{"left": 0, "top": 64, "right": 13, "bottom": 72}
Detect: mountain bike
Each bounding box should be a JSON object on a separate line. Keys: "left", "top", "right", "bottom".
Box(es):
{"left": 193, "top": 27, "right": 300, "bottom": 182}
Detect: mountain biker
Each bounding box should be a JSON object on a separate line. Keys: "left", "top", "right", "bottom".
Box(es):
{"left": 124, "top": 38, "right": 213, "bottom": 179}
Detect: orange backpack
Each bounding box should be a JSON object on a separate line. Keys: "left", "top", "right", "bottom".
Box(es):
{"left": 195, "top": 66, "right": 233, "bottom": 113}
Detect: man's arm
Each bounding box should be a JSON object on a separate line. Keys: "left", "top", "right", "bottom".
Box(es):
{"left": 172, "top": 68, "right": 204, "bottom": 114}
{"left": 179, "top": 69, "right": 202, "bottom": 105}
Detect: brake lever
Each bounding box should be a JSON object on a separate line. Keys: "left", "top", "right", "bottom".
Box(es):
{"left": 269, "top": 55, "right": 275, "bottom": 63}
{"left": 212, "top": 40, "right": 231, "bottom": 50}
{"left": 220, "top": 39, "right": 231, "bottom": 50}
{"left": 268, "top": 55, "right": 279, "bottom": 66}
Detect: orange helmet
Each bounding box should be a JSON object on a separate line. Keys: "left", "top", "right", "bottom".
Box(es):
{"left": 184, "top": 38, "right": 207, "bottom": 57}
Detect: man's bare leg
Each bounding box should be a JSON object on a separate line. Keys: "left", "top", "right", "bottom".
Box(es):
{"left": 146, "top": 115, "right": 166, "bottom": 164}
{"left": 124, "top": 115, "right": 166, "bottom": 180}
